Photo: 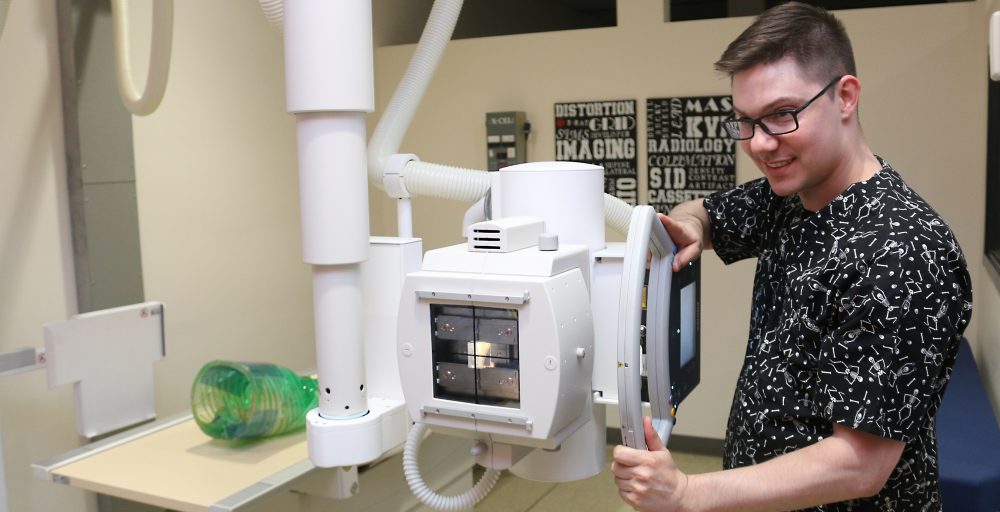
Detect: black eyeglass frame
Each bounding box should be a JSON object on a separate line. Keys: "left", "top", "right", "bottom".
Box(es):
{"left": 723, "top": 76, "right": 844, "bottom": 140}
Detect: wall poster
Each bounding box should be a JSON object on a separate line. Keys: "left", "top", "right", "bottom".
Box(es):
{"left": 554, "top": 100, "right": 638, "bottom": 206}
{"left": 646, "top": 95, "right": 736, "bottom": 213}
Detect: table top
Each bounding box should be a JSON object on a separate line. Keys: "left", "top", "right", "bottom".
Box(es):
{"left": 34, "top": 414, "right": 312, "bottom": 512}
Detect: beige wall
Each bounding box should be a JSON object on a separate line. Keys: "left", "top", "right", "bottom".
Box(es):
{"left": 371, "top": 0, "right": 997, "bottom": 437}
{"left": 130, "top": 1, "right": 315, "bottom": 416}
{"left": 0, "top": 2, "right": 92, "bottom": 511}
{"left": 0, "top": 1, "right": 314, "bottom": 510}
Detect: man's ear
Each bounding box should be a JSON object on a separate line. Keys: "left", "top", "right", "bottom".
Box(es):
{"left": 838, "top": 75, "right": 862, "bottom": 120}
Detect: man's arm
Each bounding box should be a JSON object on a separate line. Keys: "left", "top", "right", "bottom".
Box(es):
{"left": 612, "top": 418, "right": 905, "bottom": 512}
{"left": 663, "top": 199, "right": 712, "bottom": 271}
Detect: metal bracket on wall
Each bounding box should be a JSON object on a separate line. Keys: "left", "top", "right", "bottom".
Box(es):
{"left": 0, "top": 347, "right": 45, "bottom": 378}
{"left": 56, "top": 0, "right": 146, "bottom": 314}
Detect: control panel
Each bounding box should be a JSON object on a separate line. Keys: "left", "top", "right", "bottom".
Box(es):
{"left": 486, "top": 111, "right": 529, "bottom": 170}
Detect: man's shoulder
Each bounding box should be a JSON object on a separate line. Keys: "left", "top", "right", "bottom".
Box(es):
{"left": 835, "top": 167, "right": 958, "bottom": 248}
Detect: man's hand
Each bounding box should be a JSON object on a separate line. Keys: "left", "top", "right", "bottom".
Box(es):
{"left": 660, "top": 212, "right": 704, "bottom": 272}
{"left": 612, "top": 417, "right": 689, "bottom": 511}
{"left": 612, "top": 420, "right": 905, "bottom": 512}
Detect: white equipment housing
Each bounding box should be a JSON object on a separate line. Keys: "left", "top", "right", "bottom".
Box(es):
{"left": 44, "top": 302, "right": 165, "bottom": 438}
{"left": 283, "top": 0, "right": 699, "bottom": 501}
{"left": 393, "top": 160, "right": 698, "bottom": 492}
{"left": 466, "top": 216, "right": 545, "bottom": 253}
{"left": 397, "top": 236, "right": 594, "bottom": 450}
{"left": 397, "top": 163, "right": 616, "bottom": 481}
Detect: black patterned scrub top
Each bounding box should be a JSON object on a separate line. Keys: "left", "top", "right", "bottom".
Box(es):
{"left": 702, "top": 158, "right": 973, "bottom": 511}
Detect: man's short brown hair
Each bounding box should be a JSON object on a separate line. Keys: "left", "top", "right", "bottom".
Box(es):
{"left": 714, "top": 2, "right": 856, "bottom": 86}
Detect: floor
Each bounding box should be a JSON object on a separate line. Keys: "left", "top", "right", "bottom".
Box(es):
{"left": 474, "top": 445, "right": 722, "bottom": 511}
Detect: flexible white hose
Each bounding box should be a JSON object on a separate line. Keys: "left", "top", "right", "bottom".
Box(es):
{"left": 111, "top": 0, "right": 173, "bottom": 116}
{"left": 604, "top": 193, "right": 634, "bottom": 235}
{"left": 368, "top": 0, "right": 464, "bottom": 191}
{"left": 258, "top": 0, "right": 283, "bottom": 29}
{"left": 403, "top": 422, "right": 501, "bottom": 511}
{"left": 367, "top": 0, "right": 634, "bottom": 232}
{"left": 405, "top": 161, "right": 489, "bottom": 203}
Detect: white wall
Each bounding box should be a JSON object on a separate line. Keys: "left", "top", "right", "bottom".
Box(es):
{"left": 370, "top": 0, "right": 996, "bottom": 438}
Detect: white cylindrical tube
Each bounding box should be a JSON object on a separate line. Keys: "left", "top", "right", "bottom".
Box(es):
{"left": 510, "top": 401, "right": 606, "bottom": 482}
{"left": 495, "top": 162, "right": 606, "bottom": 253}
{"left": 296, "top": 112, "right": 370, "bottom": 264}
{"left": 283, "top": 0, "right": 373, "bottom": 113}
{"left": 313, "top": 265, "right": 367, "bottom": 419}
{"left": 397, "top": 198, "right": 413, "bottom": 238}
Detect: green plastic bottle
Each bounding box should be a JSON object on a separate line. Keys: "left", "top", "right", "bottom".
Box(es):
{"left": 191, "top": 360, "right": 318, "bottom": 440}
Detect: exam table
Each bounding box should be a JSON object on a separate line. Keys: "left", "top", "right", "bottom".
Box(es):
{"left": 33, "top": 413, "right": 473, "bottom": 512}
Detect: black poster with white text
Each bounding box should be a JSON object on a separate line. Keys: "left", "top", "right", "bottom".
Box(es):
{"left": 555, "top": 100, "right": 638, "bottom": 206}
{"left": 647, "top": 96, "right": 736, "bottom": 213}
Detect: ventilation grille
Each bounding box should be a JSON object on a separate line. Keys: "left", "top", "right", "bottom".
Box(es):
{"left": 467, "top": 217, "right": 544, "bottom": 253}
{"left": 471, "top": 228, "right": 501, "bottom": 251}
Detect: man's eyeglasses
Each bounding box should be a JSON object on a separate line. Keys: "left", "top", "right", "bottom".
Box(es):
{"left": 722, "top": 76, "right": 843, "bottom": 140}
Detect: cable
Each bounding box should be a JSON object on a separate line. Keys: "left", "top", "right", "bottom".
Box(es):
{"left": 402, "top": 422, "right": 502, "bottom": 511}
{"left": 111, "top": 0, "right": 173, "bottom": 116}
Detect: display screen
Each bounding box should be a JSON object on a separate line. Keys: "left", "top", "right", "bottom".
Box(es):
{"left": 668, "top": 259, "right": 700, "bottom": 406}
{"left": 680, "top": 282, "right": 696, "bottom": 368}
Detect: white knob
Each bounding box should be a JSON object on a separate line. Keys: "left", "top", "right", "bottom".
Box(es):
{"left": 544, "top": 356, "right": 558, "bottom": 370}
{"left": 538, "top": 233, "right": 559, "bottom": 251}
{"left": 470, "top": 441, "right": 488, "bottom": 456}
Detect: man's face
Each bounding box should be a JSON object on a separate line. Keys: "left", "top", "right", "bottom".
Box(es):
{"left": 731, "top": 58, "right": 846, "bottom": 208}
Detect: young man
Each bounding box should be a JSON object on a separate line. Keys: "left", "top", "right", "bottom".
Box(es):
{"left": 611, "top": 3, "right": 973, "bottom": 511}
